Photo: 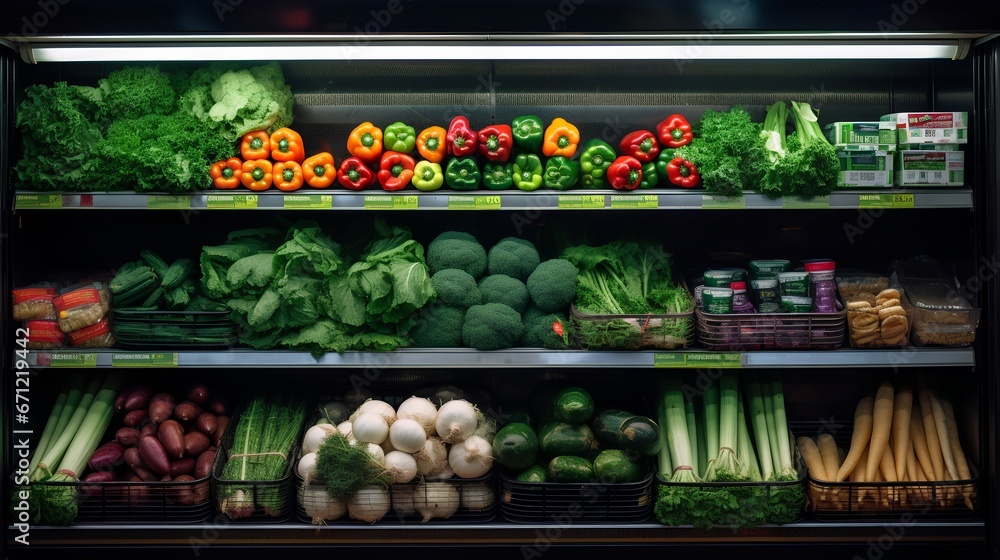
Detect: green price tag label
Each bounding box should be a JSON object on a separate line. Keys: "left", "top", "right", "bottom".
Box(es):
{"left": 609, "top": 194, "right": 658, "bottom": 209}
{"left": 15, "top": 194, "right": 62, "bottom": 209}
{"left": 701, "top": 195, "right": 746, "bottom": 209}
{"left": 782, "top": 196, "right": 831, "bottom": 209}
{"left": 283, "top": 194, "right": 333, "bottom": 209}
{"left": 363, "top": 195, "right": 419, "bottom": 210}
{"left": 557, "top": 194, "right": 605, "bottom": 209}
{"left": 858, "top": 193, "right": 915, "bottom": 208}
{"left": 653, "top": 352, "right": 742, "bottom": 368}
{"left": 49, "top": 353, "right": 98, "bottom": 368}
{"left": 147, "top": 195, "right": 192, "bottom": 210}
{"left": 111, "top": 352, "right": 179, "bottom": 368}
{"left": 448, "top": 195, "right": 502, "bottom": 210}
{"left": 206, "top": 194, "right": 258, "bottom": 209}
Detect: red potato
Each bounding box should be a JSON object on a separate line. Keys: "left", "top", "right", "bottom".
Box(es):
{"left": 161, "top": 474, "right": 173, "bottom": 482}
{"left": 213, "top": 416, "right": 229, "bottom": 447}
{"left": 170, "top": 475, "right": 199, "bottom": 506}
{"left": 194, "top": 449, "right": 217, "bottom": 479}
{"left": 115, "top": 387, "right": 134, "bottom": 412}
{"left": 158, "top": 420, "right": 186, "bottom": 459}
{"left": 139, "top": 434, "right": 172, "bottom": 475}
{"left": 124, "top": 446, "right": 148, "bottom": 472}
{"left": 173, "top": 401, "right": 202, "bottom": 422}
{"left": 82, "top": 470, "right": 118, "bottom": 483}
{"left": 187, "top": 383, "right": 210, "bottom": 406}
{"left": 170, "top": 457, "right": 196, "bottom": 477}
{"left": 123, "top": 409, "right": 150, "bottom": 428}
{"left": 207, "top": 396, "right": 230, "bottom": 416}
{"left": 134, "top": 466, "right": 158, "bottom": 482}
{"left": 88, "top": 440, "right": 125, "bottom": 473}
{"left": 141, "top": 423, "right": 156, "bottom": 437}
{"left": 183, "top": 431, "right": 211, "bottom": 458}
{"left": 124, "top": 385, "right": 153, "bottom": 411}
{"left": 115, "top": 427, "right": 141, "bottom": 447}
{"left": 195, "top": 412, "right": 218, "bottom": 436}
{"left": 149, "top": 393, "right": 176, "bottom": 424}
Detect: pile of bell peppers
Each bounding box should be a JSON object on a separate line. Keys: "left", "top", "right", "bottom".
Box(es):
{"left": 209, "top": 113, "right": 705, "bottom": 192}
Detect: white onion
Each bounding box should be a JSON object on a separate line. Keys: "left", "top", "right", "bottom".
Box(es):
{"left": 388, "top": 418, "right": 427, "bottom": 454}
{"left": 435, "top": 399, "right": 478, "bottom": 444}
{"left": 352, "top": 412, "right": 389, "bottom": 444}
{"left": 300, "top": 484, "right": 347, "bottom": 524}
{"left": 302, "top": 423, "right": 337, "bottom": 455}
{"left": 384, "top": 451, "right": 418, "bottom": 484}
{"left": 364, "top": 442, "right": 385, "bottom": 466}
{"left": 380, "top": 437, "right": 397, "bottom": 455}
{"left": 413, "top": 482, "right": 460, "bottom": 522}
{"left": 460, "top": 482, "right": 496, "bottom": 512}
{"left": 448, "top": 434, "right": 494, "bottom": 479}
{"left": 413, "top": 437, "right": 450, "bottom": 478}
{"left": 392, "top": 485, "right": 416, "bottom": 516}
{"left": 472, "top": 410, "right": 497, "bottom": 444}
{"left": 396, "top": 396, "right": 438, "bottom": 437}
{"left": 296, "top": 452, "right": 318, "bottom": 484}
{"left": 351, "top": 399, "right": 396, "bottom": 426}
{"left": 336, "top": 420, "right": 354, "bottom": 439}
{"left": 348, "top": 485, "right": 391, "bottom": 523}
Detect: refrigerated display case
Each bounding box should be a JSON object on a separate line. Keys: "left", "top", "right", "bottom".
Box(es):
{"left": 2, "top": 1, "right": 998, "bottom": 559}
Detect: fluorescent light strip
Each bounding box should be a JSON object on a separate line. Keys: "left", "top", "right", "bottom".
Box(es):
{"left": 30, "top": 42, "right": 960, "bottom": 62}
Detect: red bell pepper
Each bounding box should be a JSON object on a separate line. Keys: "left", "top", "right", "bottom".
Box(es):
{"left": 666, "top": 156, "right": 700, "bottom": 188}
{"left": 446, "top": 116, "right": 478, "bottom": 157}
{"left": 607, "top": 156, "right": 643, "bottom": 191}
{"left": 477, "top": 124, "right": 514, "bottom": 162}
{"left": 657, "top": 114, "right": 694, "bottom": 148}
{"left": 377, "top": 151, "right": 416, "bottom": 191}
{"left": 619, "top": 130, "right": 660, "bottom": 163}
{"left": 337, "top": 157, "right": 374, "bottom": 190}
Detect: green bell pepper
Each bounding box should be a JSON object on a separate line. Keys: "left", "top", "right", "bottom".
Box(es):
{"left": 579, "top": 139, "right": 616, "bottom": 188}
{"left": 655, "top": 148, "right": 677, "bottom": 184}
{"left": 482, "top": 162, "right": 514, "bottom": 190}
{"left": 383, "top": 121, "right": 416, "bottom": 154}
{"left": 412, "top": 160, "right": 444, "bottom": 191}
{"left": 445, "top": 157, "right": 481, "bottom": 190}
{"left": 639, "top": 162, "right": 659, "bottom": 189}
{"left": 543, "top": 156, "right": 580, "bottom": 190}
{"left": 511, "top": 115, "right": 545, "bottom": 154}
{"left": 512, "top": 153, "right": 544, "bottom": 191}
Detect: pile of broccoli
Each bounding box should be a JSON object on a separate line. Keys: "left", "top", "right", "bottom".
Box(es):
{"left": 412, "top": 232, "right": 578, "bottom": 350}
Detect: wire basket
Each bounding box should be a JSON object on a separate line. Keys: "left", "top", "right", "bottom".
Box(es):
{"left": 806, "top": 468, "right": 979, "bottom": 519}
{"left": 111, "top": 309, "right": 238, "bottom": 349}
{"left": 295, "top": 468, "right": 498, "bottom": 525}
{"left": 694, "top": 307, "right": 847, "bottom": 350}
{"left": 570, "top": 305, "right": 695, "bottom": 350}
{"left": 499, "top": 470, "right": 654, "bottom": 523}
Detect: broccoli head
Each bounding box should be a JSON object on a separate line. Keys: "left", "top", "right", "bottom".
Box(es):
{"left": 478, "top": 274, "right": 530, "bottom": 314}
{"left": 526, "top": 258, "right": 579, "bottom": 313}
{"left": 462, "top": 303, "right": 524, "bottom": 350}
{"left": 487, "top": 237, "right": 541, "bottom": 282}
{"left": 430, "top": 268, "right": 482, "bottom": 309}
{"left": 521, "top": 305, "right": 570, "bottom": 349}
{"left": 96, "top": 65, "right": 177, "bottom": 122}
{"left": 426, "top": 231, "right": 488, "bottom": 279}
{"left": 411, "top": 304, "right": 465, "bottom": 348}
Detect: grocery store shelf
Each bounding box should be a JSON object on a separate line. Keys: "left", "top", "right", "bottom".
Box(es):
{"left": 12, "top": 189, "right": 974, "bottom": 211}
{"left": 25, "top": 347, "right": 976, "bottom": 369}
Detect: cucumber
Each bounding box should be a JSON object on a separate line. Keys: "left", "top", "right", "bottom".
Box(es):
{"left": 548, "top": 456, "right": 595, "bottom": 483}
{"left": 492, "top": 422, "right": 539, "bottom": 471}
{"left": 551, "top": 386, "right": 595, "bottom": 424}
{"left": 538, "top": 421, "right": 599, "bottom": 459}
{"left": 515, "top": 464, "right": 548, "bottom": 482}
{"left": 592, "top": 449, "right": 646, "bottom": 483}
{"left": 591, "top": 409, "right": 662, "bottom": 457}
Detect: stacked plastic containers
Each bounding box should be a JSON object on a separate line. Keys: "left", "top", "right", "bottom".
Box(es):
{"left": 880, "top": 112, "right": 966, "bottom": 187}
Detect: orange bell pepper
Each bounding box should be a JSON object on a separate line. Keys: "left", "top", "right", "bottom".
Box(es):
{"left": 241, "top": 159, "right": 273, "bottom": 191}
{"left": 270, "top": 127, "right": 305, "bottom": 163}
{"left": 416, "top": 125, "right": 448, "bottom": 163}
{"left": 347, "top": 122, "right": 383, "bottom": 165}
{"left": 542, "top": 117, "right": 581, "bottom": 158}
{"left": 240, "top": 130, "right": 271, "bottom": 160}
{"left": 273, "top": 161, "right": 304, "bottom": 192}
{"left": 210, "top": 157, "right": 243, "bottom": 189}
{"left": 302, "top": 152, "right": 336, "bottom": 188}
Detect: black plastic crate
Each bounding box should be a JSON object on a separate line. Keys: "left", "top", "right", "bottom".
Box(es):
{"left": 31, "top": 476, "right": 212, "bottom": 524}
{"left": 499, "top": 470, "right": 653, "bottom": 523}
{"left": 111, "top": 309, "right": 238, "bottom": 349}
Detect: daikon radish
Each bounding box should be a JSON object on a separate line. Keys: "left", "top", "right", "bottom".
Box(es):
{"left": 941, "top": 399, "right": 974, "bottom": 509}
{"left": 879, "top": 438, "right": 897, "bottom": 482}
{"left": 836, "top": 394, "right": 874, "bottom": 482}
{"left": 865, "top": 381, "right": 894, "bottom": 483}
{"left": 909, "top": 409, "right": 935, "bottom": 481}
{"left": 797, "top": 436, "right": 827, "bottom": 481}
{"left": 917, "top": 386, "right": 945, "bottom": 481}
{"left": 892, "top": 385, "right": 913, "bottom": 481}
{"left": 816, "top": 434, "right": 840, "bottom": 483}
{"left": 926, "top": 390, "right": 958, "bottom": 481}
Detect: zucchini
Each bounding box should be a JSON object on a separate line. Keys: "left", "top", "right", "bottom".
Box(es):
{"left": 492, "top": 422, "right": 539, "bottom": 471}
{"left": 592, "top": 449, "right": 646, "bottom": 483}
{"left": 161, "top": 258, "right": 196, "bottom": 290}
{"left": 591, "top": 409, "right": 662, "bottom": 457}
{"left": 548, "top": 456, "right": 595, "bottom": 483}
{"left": 140, "top": 249, "right": 170, "bottom": 279}
{"left": 551, "top": 386, "right": 595, "bottom": 424}
{"left": 515, "top": 464, "right": 548, "bottom": 483}
{"left": 538, "top": 421, "right": 599, "bottom": 460}
{"left": 110, "top": 266, "right": 158, "bottom": 295}
{"left": 141, "top": 287, "right": 166, "bottom": 308}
